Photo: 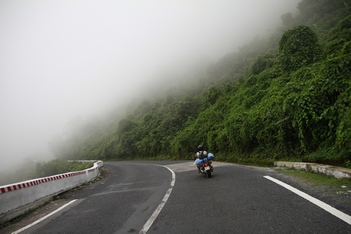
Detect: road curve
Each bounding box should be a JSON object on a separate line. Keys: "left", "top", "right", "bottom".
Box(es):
{"left": 149, "top": 161, "right": 351, "bottom": 233}
{"left": 4, "top": 161, "right": 351, "bottom": 234}
{"left": 10, "top": 162, "right": 174, "bottom": 234}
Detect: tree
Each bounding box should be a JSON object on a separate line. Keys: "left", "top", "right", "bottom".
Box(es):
{"left": 279, "top": 26, "right": 321, "bottom": 73}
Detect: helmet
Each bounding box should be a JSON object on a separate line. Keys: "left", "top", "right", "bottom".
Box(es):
{"left": 198, "top": 145, "right": 203, "bottom": 151}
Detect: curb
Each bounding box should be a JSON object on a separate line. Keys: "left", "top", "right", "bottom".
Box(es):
{"left": 274, "top": 161, "right": 351, "bottom": 180}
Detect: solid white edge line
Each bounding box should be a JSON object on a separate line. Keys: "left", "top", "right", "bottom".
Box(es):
{"left": 264, "top": 175, "right": 351, "bottom": 225}
{"left": 140, "top": 165, "right": 176, "bottom": 234}
{"left": 12, "top": 199, "right": 77, "bottom": 234}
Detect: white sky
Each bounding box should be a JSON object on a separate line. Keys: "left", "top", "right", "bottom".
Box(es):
{"left": 0, "top": 0, "right": 300, "bottom": 169}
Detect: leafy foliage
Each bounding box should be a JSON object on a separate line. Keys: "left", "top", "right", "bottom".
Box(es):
{"left": 279, "top": 25, "right": 321, "bottom": 72}
{"left": 251, "top": 54, "right": 275, "bottom": 75}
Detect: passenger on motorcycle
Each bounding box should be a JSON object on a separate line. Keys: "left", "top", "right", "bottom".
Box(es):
{"left": 194, "top": 145, "right": 208, "bottom": 173}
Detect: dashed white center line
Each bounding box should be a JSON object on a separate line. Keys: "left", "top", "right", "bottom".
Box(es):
{"left": 264, "top": 175, "right": 351, "bottom": 225}
{"left": 140, "top": 165, "right": 176, "bottom": 234}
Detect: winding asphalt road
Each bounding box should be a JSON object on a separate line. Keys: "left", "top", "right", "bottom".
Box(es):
{"left": 4, "top": 161, "right": 351, "bottom": 233}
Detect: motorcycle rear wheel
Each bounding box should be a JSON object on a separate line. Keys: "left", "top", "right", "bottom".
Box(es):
{"left": 206, "top": 170, "right": 212, "bottom": 178}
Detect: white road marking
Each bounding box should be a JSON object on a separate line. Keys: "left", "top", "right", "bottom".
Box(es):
{"left": 140, "top": 165, "right": 176, "bottom": 234}
{"left": 165, "top": 161, "right": 230, "bottom": 172}
{"left": 264, "top": 175, "right": 351, "bottom": 225}
{"left": 12, "top": 199, "right": 77, "bottom": 234}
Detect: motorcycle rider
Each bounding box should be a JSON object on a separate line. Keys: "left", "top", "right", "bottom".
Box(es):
{"left": 194, "top": 145, "right": 208, "bottom": 173}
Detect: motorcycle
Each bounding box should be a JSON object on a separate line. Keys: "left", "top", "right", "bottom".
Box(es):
{"left": 200, "top": 158, "right": 214, "bottom": 178}
{"left": 195, "top": 152, "right": 214, "bottom": 178}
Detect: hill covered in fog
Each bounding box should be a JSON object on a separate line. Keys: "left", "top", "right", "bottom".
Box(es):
{"left": 50, "top": 0, "right": 351, "bottom": 167}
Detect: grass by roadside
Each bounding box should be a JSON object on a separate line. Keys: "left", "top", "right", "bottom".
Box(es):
{"left": 275, "top": 167, "right": 351, "bottom": 195}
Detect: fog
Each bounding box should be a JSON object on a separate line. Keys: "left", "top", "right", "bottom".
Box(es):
{"left": 0, "top": 0, "right": 299, "bottom": 171}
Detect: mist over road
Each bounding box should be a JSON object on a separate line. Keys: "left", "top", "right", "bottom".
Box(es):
{"left": 5, "top": 161, "right": 351, "bottom": 233}
{"left": 0, "top": 0, "right": 300, "bottom": 170}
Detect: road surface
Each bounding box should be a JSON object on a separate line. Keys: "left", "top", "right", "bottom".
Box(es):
{"left": 3, "top": 161, "right": 351, "bottom": 233}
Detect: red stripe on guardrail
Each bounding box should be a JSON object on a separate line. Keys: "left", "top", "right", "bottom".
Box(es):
{"left": 0, "top": 161, "right": 101, "bottom": 194}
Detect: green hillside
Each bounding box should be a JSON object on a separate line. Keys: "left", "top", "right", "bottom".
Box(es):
{"left": 50, "top": 0, "right": 351, "bottom": 167}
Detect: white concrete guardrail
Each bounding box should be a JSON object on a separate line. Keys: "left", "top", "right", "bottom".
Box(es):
{"left": 0, "top": 160, "right": 103, "bottom": 223}
{"left": 274, "top": 161, "right": 351, "bottom": 179}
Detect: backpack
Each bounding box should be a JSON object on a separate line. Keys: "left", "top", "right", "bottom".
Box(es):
{"left": 198, "top": 150, "right": 205, "bottom": 159}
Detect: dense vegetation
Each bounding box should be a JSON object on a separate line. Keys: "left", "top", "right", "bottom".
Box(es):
{"left": 50, "top": 0, "right": 351, "bottom": 168}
